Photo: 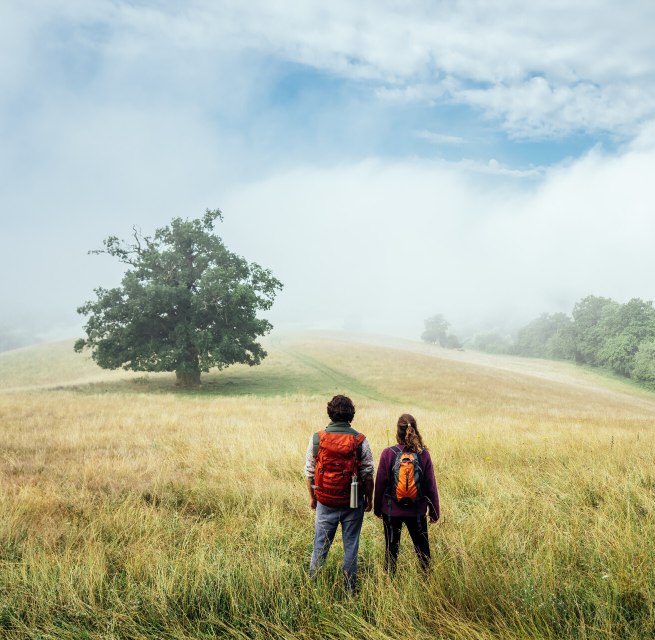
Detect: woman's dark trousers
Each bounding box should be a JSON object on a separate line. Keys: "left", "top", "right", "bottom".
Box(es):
{"left": 383, "top": 515, "right": 430, "bottom": 574}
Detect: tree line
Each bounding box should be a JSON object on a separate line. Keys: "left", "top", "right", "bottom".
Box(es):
{"left": 467, "top": 295, "right": 655, "bottom": 389}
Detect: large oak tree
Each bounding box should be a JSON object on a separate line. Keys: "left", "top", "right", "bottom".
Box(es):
{"left": 75, "top": 209, "right": 283, "bottom": 386}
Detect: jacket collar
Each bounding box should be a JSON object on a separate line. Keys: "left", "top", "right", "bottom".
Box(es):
{"left": 325, "top": 421, "right": 360, "bottom": 435}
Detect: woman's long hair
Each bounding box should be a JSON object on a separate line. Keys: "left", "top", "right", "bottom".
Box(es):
{"left": 396, "top": 413, "right": 425, "bottom": 453}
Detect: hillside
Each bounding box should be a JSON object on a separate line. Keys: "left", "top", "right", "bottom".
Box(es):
{"left": 1, "top": 332, "right": 654, "bottom": 639}
{"left": 3, "top": 331, "right": 654, "bottom": 410}
{"left": 0, "top": 340, "right": 129, "bottom": 391}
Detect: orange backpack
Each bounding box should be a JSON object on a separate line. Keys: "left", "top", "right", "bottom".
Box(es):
{"left": 389, "top": 446, "right": 423, "bottom": 506}
{"left": 314, "top": 430, "right": 365, "bottom": 507}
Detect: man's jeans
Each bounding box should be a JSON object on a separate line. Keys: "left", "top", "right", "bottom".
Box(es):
{"left": 310, "top": 501, "right": 364, "bottom": 592}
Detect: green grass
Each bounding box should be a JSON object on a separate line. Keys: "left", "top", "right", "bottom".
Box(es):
{"left": 0, "top": 336, "right": 406, "bottom": 402}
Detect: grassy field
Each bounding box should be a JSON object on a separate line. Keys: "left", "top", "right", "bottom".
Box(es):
{"left": 1, "top": 332, "right": 655, "bottom": 639}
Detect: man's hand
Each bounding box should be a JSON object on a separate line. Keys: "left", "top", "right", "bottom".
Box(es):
{"left": 363, "top": 478, "right": 374, "bottom": 513}
{"left": 429, "top": 514, "right": 439, "bottom": 524}
{"left": 306, "top": 478, "right": 317, "bottom": 511}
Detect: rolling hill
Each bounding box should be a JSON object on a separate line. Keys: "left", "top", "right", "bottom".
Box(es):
{"left": 0, "top": 332, "right": 653, "bottom": 639}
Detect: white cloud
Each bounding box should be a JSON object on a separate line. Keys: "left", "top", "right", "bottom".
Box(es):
{"left": 218, "top": 128, "right": 655, "bottom": 334}
{"left": 415, "top": 130, "right": 466, "bottom": 145}
{"left": 2, "top": 0, "right": 655, "bottom": 341}
{"left": 461, "top": 78, "right": 655, "bottom": 138}
{"left": 4, "top": 0, "right": 655, "bottom": 138}
{"left": 109, "top": 0, "right": 655, "bottom": 137}
{"left": 456, "top": 158, "right": 544, "bottom": 178}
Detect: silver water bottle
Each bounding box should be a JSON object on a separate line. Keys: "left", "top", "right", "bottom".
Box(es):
{"left": 349, "top": 474, "right": 359, "bottom": 508}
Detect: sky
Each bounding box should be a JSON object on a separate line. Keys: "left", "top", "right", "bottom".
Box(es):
{"left": 2, "top": 0, "right": 655, "bottom": 345}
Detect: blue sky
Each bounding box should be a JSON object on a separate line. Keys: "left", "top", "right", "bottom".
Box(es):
{"left": 2, "top": 0, "right": 655, "bottom": 342}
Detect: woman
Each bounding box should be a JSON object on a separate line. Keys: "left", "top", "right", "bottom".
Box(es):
{"left": 374, "top": 414, "right": 440, "bottom": 574}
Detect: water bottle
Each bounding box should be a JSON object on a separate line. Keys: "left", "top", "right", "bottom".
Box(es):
{"left": 349, "top": 474, "right": 359, "bottom": 508}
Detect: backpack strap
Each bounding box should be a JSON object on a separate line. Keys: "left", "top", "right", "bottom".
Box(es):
{"left": 385, "top": 446, "right": 405, "bottom": 501}
{"left": 354, "top": 433, "right": 365, "bottom": 463}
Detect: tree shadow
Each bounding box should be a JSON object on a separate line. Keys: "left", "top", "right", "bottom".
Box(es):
{"left": 53, "top": 367, "right": 362, "bottom": 398}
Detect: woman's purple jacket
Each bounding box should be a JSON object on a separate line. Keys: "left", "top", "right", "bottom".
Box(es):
{"left": 373, "top": 445, "right": 440, "bottom": 520}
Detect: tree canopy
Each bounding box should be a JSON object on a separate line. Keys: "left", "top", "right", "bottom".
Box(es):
{"left": 421, "top": 314, "right": 462, "bottom": 349}
{"left": 513, "top": 312, "right": 572, "bottom": 359}
{"left": 466, "top": 331, "right": 513, "bottom": 355}
{"left": 74, "top": 209, "right": 283, "bottom": 386}
{"left": 421, "top": 314, "right": 449, "bottom": 345}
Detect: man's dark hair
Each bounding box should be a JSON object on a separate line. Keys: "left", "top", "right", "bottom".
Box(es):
{"left": 327, "top": 395, "right": 355, "bottom": 423}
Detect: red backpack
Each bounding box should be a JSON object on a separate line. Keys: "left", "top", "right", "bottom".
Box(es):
{"left": 313, "top": 430, "right": 365, "bottom": 507}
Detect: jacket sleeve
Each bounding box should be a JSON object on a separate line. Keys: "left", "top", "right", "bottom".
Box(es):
{"left": 422, "top": 450, "right": 440, "bottom": 521}
{"left": 304, "top": 435, "right": 316, "bottom": 481}
{"left": 359, "top": 438, "right": 375, "bottom": 481}
{"left": 373, "top": 448, "right": 390, "bottom": 517}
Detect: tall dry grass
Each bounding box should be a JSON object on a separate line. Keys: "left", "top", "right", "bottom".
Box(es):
{"left": 1, "top": 334, "right": 654, "bottom": 639}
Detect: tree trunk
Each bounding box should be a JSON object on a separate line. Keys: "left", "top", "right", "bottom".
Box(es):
{"left": 175, "top": 349, "right": 201, "bottom": 387}
{"left": 175, "top": 370, "right": 201, "bottom": 387}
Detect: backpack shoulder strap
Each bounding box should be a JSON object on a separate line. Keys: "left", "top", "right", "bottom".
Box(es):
{"left": 355, "top": 433, "right": 366, "bottom": 460}
{"left": 312, "top": 432, "right": 321, "bottom": 458}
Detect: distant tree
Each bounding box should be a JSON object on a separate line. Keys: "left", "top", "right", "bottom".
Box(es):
{"left": 421, "top": 314, "right": 449, "bottom": 345}
{"left": 596, "top": 298, "right": 655, "bottom": 376}
{"left": 75, "top": 209, "right": 283, "bottom": 387}
{"left": 441, "top": 333, "right": 463, "bottom": 349}
{"left": 421, "top": 314, "right": 461, "bottom": 349}
{"left": 569, "top": 295, "right": 619, "bottom": 365}
{"left": 467, "top": 331, "right": 513, "bottom": 355}
{"left": 598, "top": 334, "right": 640, "bottom": 377}
{"left": 514, "top": 312, "right": 572, "bottom": 359}
{"left": 547, "top": 317, "right": 577, "bottom": 360}
{"left": 633, "top": 340, "right": 655, "bottom": 388}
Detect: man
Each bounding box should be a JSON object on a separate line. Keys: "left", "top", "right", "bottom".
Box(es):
{"left": 305, "top": 394, "right": 374, "bottom": 593}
